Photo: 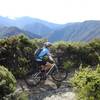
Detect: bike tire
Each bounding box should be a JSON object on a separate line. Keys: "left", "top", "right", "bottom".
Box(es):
{"left": 51, "top": 68, "right": 67, "bottom": 82}
{"left": 24, "top": 72, "right": 42, "bottom": 87}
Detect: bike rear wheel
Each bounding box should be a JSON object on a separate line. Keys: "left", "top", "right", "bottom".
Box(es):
{"left": 51, "top": 68, "right": 67, "bottom": 82}
{"left": 24, "top": 72, "right": 41, "bottom": 86}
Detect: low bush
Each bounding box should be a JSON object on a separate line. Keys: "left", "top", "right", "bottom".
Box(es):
{"left": 0, "top": 65, "right": 16, "bottom": 99}
{"left": 0, "top": 35, "right": 100, "bottom": 78}
{"left": 70, "top": 65, "right": 100, "bottom": 100}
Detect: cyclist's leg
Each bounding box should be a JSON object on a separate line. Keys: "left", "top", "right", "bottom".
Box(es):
{"left": 45, "top": 62, "right": 55, "bottom": 71}
{"left": 39, "top": 61, "right": 46, "bottom": 71}
{"left": 38, "top": 61, "right": 47, "bottom": 80}
{"left": 35, "top": 61, "right": 47, "bottom": 80}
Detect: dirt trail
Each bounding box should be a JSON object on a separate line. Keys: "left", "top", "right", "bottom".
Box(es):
{"left": 16, "top": 77, "right": 76, "bottom": 100}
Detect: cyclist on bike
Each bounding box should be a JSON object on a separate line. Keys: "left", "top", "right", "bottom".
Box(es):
{"left": 35, "top": 42, "right": 55, "bottom": 71}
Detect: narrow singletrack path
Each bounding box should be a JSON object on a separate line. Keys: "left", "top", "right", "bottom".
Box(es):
{"left": 16, "top": 76, "right": 76, "bottom": 100}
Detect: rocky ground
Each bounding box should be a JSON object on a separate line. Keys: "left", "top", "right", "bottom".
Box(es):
{"left": 16, "top": 76, "right": 76, "bottom": 100}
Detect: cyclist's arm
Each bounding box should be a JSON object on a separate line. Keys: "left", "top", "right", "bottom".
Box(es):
{"left": 49, "top": 55, "right": 54, "bottom": 61}
{"left": 48, "top": 53, "right": 55, "bottom": 63}
{"left": 46, "top": 48, "right": 55, "bottom": 63}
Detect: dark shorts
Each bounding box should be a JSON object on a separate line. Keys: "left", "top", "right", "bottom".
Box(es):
{"left": 36, "top": 60, "right": 47, "bottom": 66}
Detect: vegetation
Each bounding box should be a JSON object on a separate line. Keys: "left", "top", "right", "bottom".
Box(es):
{"left": 0, "top": 65, "right": 16, "bottom": 99}
{"left": 0, "top": 35, "right": 100, "bottom": 99}
{"left": 52, "top": 40, "right": 100, "bottom": 70}
{"left": 70, "top": 65, "right": 100, "bottom": 100}
{"left": 0, "top": 35, "right": 47, "bottom": 78}
{"left": 10, "top": 91, "right": 29, "bottom": 100}
{"left": 0, "top": 35, "right": 100, "bottom": 76}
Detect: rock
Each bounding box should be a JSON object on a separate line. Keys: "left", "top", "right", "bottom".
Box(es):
{"left": 44, "top": 92, "right": 76, "bottom": 100}
{"left": 16, "top": 77, "right": 76, "bottom": 100}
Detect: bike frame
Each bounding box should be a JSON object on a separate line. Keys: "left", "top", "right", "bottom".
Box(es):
{"left": 33, "top": 63, "right": 58, "bottom": 79}
{"left": 46, "top": 63, "right": 59, "bottom": 76}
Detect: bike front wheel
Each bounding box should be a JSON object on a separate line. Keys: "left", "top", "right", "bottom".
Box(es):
{"left": 51, "top": 68, "right": 67, "bottom": 82}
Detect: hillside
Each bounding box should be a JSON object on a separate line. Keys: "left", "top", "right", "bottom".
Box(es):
{"left": 23, "top": 22, "right": 52, "bottom": 37}
{"left": 0, "top": 36, "right": 100, "bottom": 100}
{"left": 48, "top": 21, "right": 100, "bottom": 42}
{"left": 0, "top": 26, "right": 41, "bottom": 39}
{"left": 0, "top": 16, "right": 61, "bottom": 38}
{"left": 0, "top": 16, "right": 14, "bottom": 26}
{"left": 0, "top": 16, "right": 100, "bottom": 42}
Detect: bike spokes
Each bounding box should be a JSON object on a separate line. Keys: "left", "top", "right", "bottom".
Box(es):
{"left": 51, "top": 68, "right": 67, "bottom": 82}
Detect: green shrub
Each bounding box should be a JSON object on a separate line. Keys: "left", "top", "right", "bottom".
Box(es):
{"left": 0, "top": 65, "right": 16, "bottom": 99}
{"left": 70, "top": 65, "right": 100, "bottom": 100}
{"left": 10, "top": 91, "right": 29, "bottom": 100}
{"left": 0, "top": 35, "right": 40, "bottom": 77}
{"left": 63, "top": 60, "right": 75, "bottom": 71}
{"left": 0, "top": 35, "right": 100, "bottom": 78}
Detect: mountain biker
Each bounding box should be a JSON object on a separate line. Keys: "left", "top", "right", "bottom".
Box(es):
{"left": 35, "top": 42, "right": 55, "bottom": 71}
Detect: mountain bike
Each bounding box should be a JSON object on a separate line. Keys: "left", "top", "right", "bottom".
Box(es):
{"left": 24, "top": 63, "right": 67, "bottom": 86}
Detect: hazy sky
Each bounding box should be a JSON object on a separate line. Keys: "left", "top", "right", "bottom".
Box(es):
{"left": 0, "top": 0, "right": 100, "bottom": 24}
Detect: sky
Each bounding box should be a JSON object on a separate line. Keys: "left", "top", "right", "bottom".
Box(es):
{"left": 0, "top": 0, "right": 100, "bottom": 24}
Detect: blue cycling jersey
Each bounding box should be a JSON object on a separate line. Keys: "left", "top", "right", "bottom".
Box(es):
{"left": 36, "top": 47, "right": 50, "bottom": 61}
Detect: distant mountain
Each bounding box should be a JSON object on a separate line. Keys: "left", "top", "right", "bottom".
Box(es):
{"left": 0, "top": 16, "right": 61, "bottom": 37}
{"left": 48, "top": 20, "right": 100, "bottom": 42}
{"left": 0, "top": 16, "right": 14, "bottom": 26}
{"left": 15, "top": 17, "right": 61, "bottom": 29}
{"left": 0, "top": 16, "right": 100, "bottom": 42}
{"left": 23, "top": 22, "right": 52, "bottom": 37}
{"left": 0, "top": 26, "right": 41, "bottom": 39}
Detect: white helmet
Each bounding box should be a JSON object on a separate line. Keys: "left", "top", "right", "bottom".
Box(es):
{"left": 44, "top": 42, "right": 52, "bottom": 47}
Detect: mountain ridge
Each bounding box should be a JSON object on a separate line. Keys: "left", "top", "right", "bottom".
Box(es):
{"left": 0, "top": 16, "right": 100, "bottom": 42}
{"left": 48, "top": 20, "right": 100, "bottom": 42}
{"left": 0, "top": 26, "right": 41, "bottom": 39}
